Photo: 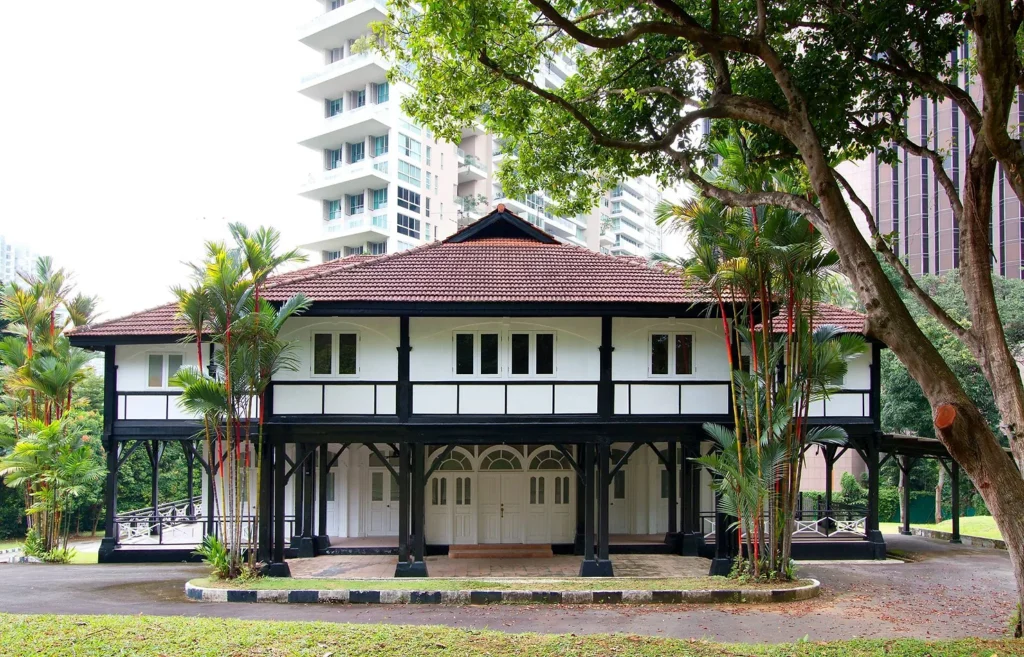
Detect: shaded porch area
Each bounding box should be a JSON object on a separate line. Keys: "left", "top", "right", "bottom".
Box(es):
{"left": 288, "top": 553, "right": 711, "bottom": 579}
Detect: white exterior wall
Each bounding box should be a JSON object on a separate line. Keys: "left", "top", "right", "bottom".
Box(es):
{"left": 114, "top": 343, "right": 200, "bottom": 420}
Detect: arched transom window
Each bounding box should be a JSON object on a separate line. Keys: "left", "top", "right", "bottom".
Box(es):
{"left": 530, "top": 449, "right": 570, "bottom": 470}
{"left": 434, "top": 450, "right": 472, "bottom": 471}
{"left": 480, "top": 448, "right": 522, "bottom": 471}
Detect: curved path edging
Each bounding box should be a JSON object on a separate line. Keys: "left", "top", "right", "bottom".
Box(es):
{"left": 908, "top": 527, "right": 1006, "bottom": 550}
{"left": 185, "top": 578, "right": 820, "bottom": 605}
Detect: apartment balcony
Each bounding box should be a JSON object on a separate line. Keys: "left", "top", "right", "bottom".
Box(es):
{"left": 599, "top": 229, "right": 615, "bottom": 247}
{"left": 611, "top": 240, "right": 644, "bottom": 257}
{"left": 300, "top": 211, "right": 390, "bottom": 253}
{"left": 456, "top": 149, "right": 486, "bottom": 182}
{"left": 298, "top": 104, "right": 391, "bottom": 151}
{"left": 613, "top": 219, "right": 646, "bottom": 243}
{"left": 298, "top": 160, "right": 391, "bottom": 200}
{"left": 299, "top": 52, "right": 389, "bottom": 100}
{"left": 542, "top": 215, "right": 579, "bottom": 240}
{"left": 610, "top": 202, "right": 644, "bottom": 223}
{"left": 297, "top": 0, "right": 387, "bottom": 51}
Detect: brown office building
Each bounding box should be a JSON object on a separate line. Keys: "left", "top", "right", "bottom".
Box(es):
{"left": 871, "top": 42, "right": 1024, "bottom": 278}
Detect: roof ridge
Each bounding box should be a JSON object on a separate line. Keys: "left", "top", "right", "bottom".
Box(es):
{"left": 267, "top": 240, "right": 449, "bottom": 291}
{"left": 263, "top": 253, "right": 378, "bottom": 291}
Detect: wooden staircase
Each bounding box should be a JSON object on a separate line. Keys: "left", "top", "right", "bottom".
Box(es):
{"left": 448, "top": 544, "right": 554, "bottom": 559}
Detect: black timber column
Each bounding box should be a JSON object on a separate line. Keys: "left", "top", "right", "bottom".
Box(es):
{"left": 291, "top": 444, "right": 306, "bottom": 546}
{"left": 574, "top": 443, "right": 585, "bottom": 554}
{"left": 823, "top": 445, "right": 837, "bottom": 532}
{"left": 864, "top": 432, "right": 886, "bottom": 558}
{"left": 899, "top": 456, "right": 914, "bottom": 535}
{"left": 869, "top": 342, "right": 882, "bottom": 429}
{"left": 598, "top": 317, "right": 613, "bottom": 418}
{"left": 709, "top": 485, "right": 736, "bottom": 576}
{"left": 950, "top": 460, "right": 962, "bottom": 544}
{"left": 680, "top": 440, "right": 702, "bottom": 556}
{"left": 146, "top": 441, "right": 163, "bottom": 536}
{"left": 206, "top": 453, "right": 217, "bottom": 536}
{"left": 315, "top": 443, "right": 330, "bottom": 552}
{"left": 406, "top": 443, "right": 428, "bottom": 576}
{"left": 581, "top": 441, "right": 613, "bottom": 577}
{"left": 298, "top": 444, "right": 316, "bottom": 558}
{"left": 397, "top": 317, "right": 411, "bottom": 421}
{"left": 395, "top": 443, "right": 414, "bottom": 576}
{"left": 257, "top": 438, "right": 273, "bottom": 563}
{"left": 268, "top": 439, "right": 290, "bottom": 577}
{"left": 184, "top": 442, "right": 196, "bottom": 517}
{"left": 578, "top": 442, "right": 597, "bottom": 575}
{"left": 99, "top": 346, "right": 118, "bottom": 562}
{"left": 665, "top": 439, "right": 679, "bottom": 548}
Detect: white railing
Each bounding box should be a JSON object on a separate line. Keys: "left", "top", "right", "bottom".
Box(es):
{"left": 301, "top": 52, "right": 383, "bottom": 85}
{"left": 298, "top": 0, "right": 387, "bottom": 36}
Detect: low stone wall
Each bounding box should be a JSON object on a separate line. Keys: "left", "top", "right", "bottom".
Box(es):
{"left": 185, "top": 579, "right": 820, "bottom": 605}
{"left": 909, "top": 527, "right": 1006, "bottom": 550}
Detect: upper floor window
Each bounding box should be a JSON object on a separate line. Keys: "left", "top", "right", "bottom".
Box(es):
{"left": 397, "top": 187, "right": 420, "bottom": 213}
{"left": 650, "top": 333, "right": 693, "bottom": 376}
{"left": 425, "top": 146, "right": 431, "bottom": 166}
{"left": 347, "top": 193, "right": 364, "bottom": 215}
{"left": 329, "top": 0, "right": 342, "bottom": 9}
{"left": 373, "top": 81, "right": 389, "bottom": 104}
{"left": 510, "top": 333, "right": 555, "bottom": 375}
{"left": 348, "top": 141, "right": 365, "bottom": 163}
{"left": 425, "top": 198, "right": 431, "bottom": 217}
{"left": 329, "top": 48, "right": 344, "bottom": 63}
{"left": 454, "top": 332, "right": 499, "bottom": 375}
{"left": 327, "top": 199, "right": 342, "bottom": 221}
{"left": 397, "top": 213, "right": 420, "bottom": 239}
{"left": 148, "top": 354, "right": 183, "bottom": 388}
{"left": 349, "top": 89, "right": 366, "bottom": 109}
{"left": 327, "top": 98, "right": 343, "bottom": 117}
{"left": 371, "top": 187, "right": 387, "bottom": 210}
{"left": 368, "top": 241, "right": 387, "bottom": 255}
{"left": 312, "top": 333, "right": 358, "bottom": 376}
{"left": 398, "top": 161, "right": 421, "bottom": 187}
{"left": 372, "top": 134, "right": 388, "bottom": 157}
{"left": 398, "top": 134, "right": 421, "bottom": 160}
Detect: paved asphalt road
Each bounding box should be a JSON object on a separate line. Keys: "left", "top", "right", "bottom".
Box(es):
{"left": 0, "top": 534, "right": 1014, "bottom": 643}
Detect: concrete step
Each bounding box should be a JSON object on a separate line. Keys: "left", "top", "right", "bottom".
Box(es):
{"left": 448, "top": 544, "right": 554, "bottom": 559}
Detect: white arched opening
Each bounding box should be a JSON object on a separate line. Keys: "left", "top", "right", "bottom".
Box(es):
{"left": 426, "top": 447, "right": 476, "bottom": 545}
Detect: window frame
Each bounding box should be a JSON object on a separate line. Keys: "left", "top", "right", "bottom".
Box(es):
{"left": 452, "top": 331, "right": 502, "bottom": 378}
{"left": 310, "top": 331, "right": 361, "bottom": 378}
{"left": 647, "top": 331, "right": 696, "bottom": 378}
{"left": 397, "top": 213, "right": 421, "bottom": 239}
{"left": 508, "top": 331, "right": 557, "bottom": 377}
{"left": 146, "top": 353, "right": 185, "bottom": 390}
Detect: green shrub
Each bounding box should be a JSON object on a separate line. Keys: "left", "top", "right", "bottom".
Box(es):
{"left": 972, "top": 494, "right": 990, "bottom": 516}
{"left": 193, "top": 536, "right": 230, "bottom": 580}
{"left": 878, "top": 487, "right": 900, "bottom": 522}
{"left": 22, "top": 528, "right": 44, "bottom": 558}
{"left": 40, "top": 547, "right": 75, "bottom": 564}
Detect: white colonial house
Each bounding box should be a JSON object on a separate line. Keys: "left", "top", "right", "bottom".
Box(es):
{"left": 70, "top": 207, "right": 887, "bottom": 576}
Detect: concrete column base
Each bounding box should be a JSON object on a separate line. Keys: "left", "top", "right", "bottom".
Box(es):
{"left": 297, "top": 537, "right": 316, "bottom": 559}
{"left": 709, "top": 557, "right": 733, "bottom": 576}
{"left": 314, "top": 535, "right": 331, "bottom": 552}
{"left": 579, "top": 559, "right": 614, "bottom": 577}
{"left": 394, "top": 561, "right": 429, "bottom": 577}
{"left": 680, "top": 532, "right": 703, "bottom": 557}
{"left": 267, "top": 562, "right": 291, "bottom": 578}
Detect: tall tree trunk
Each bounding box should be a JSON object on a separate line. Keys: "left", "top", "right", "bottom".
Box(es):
{"left": 898, "top": 467, "right": 908, "bottom": 528}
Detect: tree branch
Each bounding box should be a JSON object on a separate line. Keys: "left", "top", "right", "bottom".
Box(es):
{"left": 895, "top": 133, "right": 964, "bottom": 222}
{"left": 831, "top": 166, "right": 972, "bottom": 342}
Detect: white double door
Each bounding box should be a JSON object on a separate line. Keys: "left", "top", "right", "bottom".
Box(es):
{"left": 478, "top": 473, "right": 524, "bottom": 543}
{"left": 425, "top": 473, "right": 475, "bottom": 544}
{"left": 366, "top": 469, "right": 399, "bottom": 536}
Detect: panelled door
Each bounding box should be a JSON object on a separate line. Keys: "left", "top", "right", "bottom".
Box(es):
{"left": 608, "top": 468, "right": 630, "bottom": 534}
{"left": 367, "top": 469, "right": 399, "bottom": 536}
{"left": 526, "top": 473, "right": 574, "bottom": 543}
{"left": 478, "top": 473, "right": 523, "bottom": 543}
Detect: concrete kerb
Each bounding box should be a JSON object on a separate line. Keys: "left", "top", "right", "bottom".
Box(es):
{"left": 908, "top": 527, "right": 1006, "bottom": 550}
{"left": 185, "top": 578, "right": 820, "bottom": 605}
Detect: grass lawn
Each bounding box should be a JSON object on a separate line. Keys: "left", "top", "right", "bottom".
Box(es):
{"left": 0, "top": 540, "right": 23, "bottom": 551}
{"left": 880, "top": 516, "right": 1001, "bottom": 540}
{"left": 0, "top": 613, "right": 1018, "bottom": 657}
{"left": 194, "top": 576, "right": 809, "bottom": 592}
{"left": 68, "top": 545, "right": 98, "bottom": 565}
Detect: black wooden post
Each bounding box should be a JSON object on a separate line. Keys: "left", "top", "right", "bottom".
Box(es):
{"left": 864, "top": 432, "right": 887, "bottom": 559}
{"left": 206, "top": 452, "right": 217, "bottom": 537}
{"left": 709, "top": 483, "right": 735, "bottom": 575}
{"left": 950, "top": 460, "right": 962, "bottom": 544}
{"left": 268, "top": 439, "right": 290, "bottom": 577}
{"left": 315, "top": 443, "right": 330, "bottom": 552}
{"left": 99, "top": 346, "right": 119, "bottom": 562}
{"left": 899, "top": 456, "right": 913, "bottom": 535}
{"left": 395, "top": 443, "right": 413, "bottom": 576}
{"left": 397, "top": 317, "right": 411, "bottom": 422}
{"left": 680, "top": 440, "right": 702, "bottom": 556}
{"left": 598, "top": 317, "right": 613, "bottom": 419}
{"left": 869, "top": 342, "right": 882, "bottom": 429}
{"left": 184, "top": 442, "right": 196, "bottom": 518}
{"left": 408, "top": 442, "right": 428, "bottom": 576}
{"left": 147, "top": 441, "right": 163, "bottom": 537}
{"left": 823, "top": 444, "right": 836, "bottom": 534}
{"left": 257, "top": 437, "right": 273, "bottom": 563}
{"left": 298, "top": 443, "right": 316, "bottom": 558}
{"left": 665, "top": 439, "right": 680, "bottom": 549}
{"left": 597, "top": 441, "right": 611, "bottom": 567}
{"left": 291, "top": 444, "right": 305, "bottom": 545}
{"left": 578, "top": 442, "right": 597, "bottom": 575}
{"left": 574, "top": 443, "right": 585, "bottom": 555}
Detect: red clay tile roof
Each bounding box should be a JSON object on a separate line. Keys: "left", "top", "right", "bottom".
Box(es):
{"left": 68, "top": 210, "right": 715, "bottom": 340}
{"left": 766, "top": 302, "right": 867, "bottom": 334}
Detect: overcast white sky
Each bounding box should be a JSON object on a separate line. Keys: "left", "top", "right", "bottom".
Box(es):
{"left": 0, "top": 3, "right": 705, "bottom": 322}
{"left": 0, "top": 2, "right": 324, "bottom": 319}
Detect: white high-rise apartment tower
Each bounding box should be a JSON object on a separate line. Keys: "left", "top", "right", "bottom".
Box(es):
{"left": 0, "top": 236, "right": 40, "bottom": 285}
{"left": 296, "top": 0, "right": 663, "bottom": 260}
